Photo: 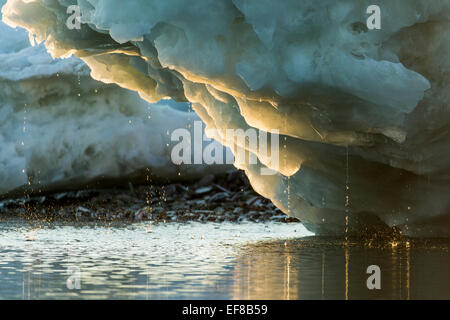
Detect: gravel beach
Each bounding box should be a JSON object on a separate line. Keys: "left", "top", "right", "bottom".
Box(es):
{"left": 0, "top": 170, "right": 300, "bottom": 224}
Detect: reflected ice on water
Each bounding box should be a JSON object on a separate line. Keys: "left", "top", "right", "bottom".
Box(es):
{"left": 1, "top": 219, "right": 449, "bottom": 299}
{"left": 232, "top": 237, "right": 450, "bottom": 299}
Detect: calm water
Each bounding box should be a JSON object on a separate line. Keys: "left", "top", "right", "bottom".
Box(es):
{"left": 0, "top": 219, "right": 449, "bottom": 299}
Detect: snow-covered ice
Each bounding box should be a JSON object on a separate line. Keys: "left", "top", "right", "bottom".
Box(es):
{"left": 0, "top": 1, "right": 229, "bottom": 197}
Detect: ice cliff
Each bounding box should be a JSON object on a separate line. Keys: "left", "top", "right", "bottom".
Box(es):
{"left": 2, "top": 0, "right": 450, "bottom": 236}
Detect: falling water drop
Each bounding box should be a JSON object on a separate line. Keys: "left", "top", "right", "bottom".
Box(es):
{"left": 283, "top": 116, "right": 291, "bottom": 215}
{"left": 345, "top": 145, "right": 350, "bottom": 241}
{"left": 22, "top": 104, "right": 32, "bottom": 215}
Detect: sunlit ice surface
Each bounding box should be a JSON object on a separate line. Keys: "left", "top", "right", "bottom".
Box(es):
{"left": 1, "top": 219, "right": 449, "bottom": 300}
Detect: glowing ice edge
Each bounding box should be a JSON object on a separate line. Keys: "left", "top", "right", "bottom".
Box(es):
{"left": 2, "top": 0, "right": 450, "bottom": 236}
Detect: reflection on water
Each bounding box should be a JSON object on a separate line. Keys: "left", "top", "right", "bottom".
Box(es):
{"left": 232, "top": 238, "right": 450, "bottom": 299}
{"left": 0, "top": 219, "right": 311, "bottom": 299}
{"left": 0, "top": 219, "right": 449, "bottom": 299}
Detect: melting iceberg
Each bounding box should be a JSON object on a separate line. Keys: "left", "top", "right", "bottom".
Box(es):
{"left": 2, "top": 0, "right": 450, "bottom": 236}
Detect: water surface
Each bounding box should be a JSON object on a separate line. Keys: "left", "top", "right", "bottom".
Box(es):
{"left": 0, "top": 219, "right": 449, "bottom": 299}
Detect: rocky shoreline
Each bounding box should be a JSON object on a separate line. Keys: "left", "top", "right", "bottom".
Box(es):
{"left": 0, "top": 170, "right": 300, "bottom": 224}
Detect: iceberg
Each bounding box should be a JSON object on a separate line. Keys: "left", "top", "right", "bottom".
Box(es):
{"left": 2, "top": 0, "right": 450, "bottom": 236}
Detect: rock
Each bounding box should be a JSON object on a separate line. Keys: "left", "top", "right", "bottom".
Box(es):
{"left": 271, "top": 214, "right": 289, "bottom": 221}
{"left": 252, "top": 199, "right": 264, "bottom": 208}
{"left": 175, "top": 184, "right": 189, "bottom": 192}
{"left": 248, "top": 210, "right": 260, "bottom": 218}
{"left": 190, "top": 199, "right": 207, "bottom": 206}
{"left": 195, "top": 186, "right": 213, "bottom": 195}
{"left": 54, "top": 193, "right": 67, "bottom": 201}
{"left": 246, "top": 196, "right": 259, "bottom": 206}
{"left": 213, "top": 184, "right": 231, "bottom": 193}
{"left": 208, "top": 192, "right": 229, "bottom": 203}
{"left": 237, "top": 216, "right": 247, "bottom": 223}
{"left": 230, "top": 193, "right": 242, "bottom": 201}
{"left": 76, "top": 206, "right": 90, "bottom": 213}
